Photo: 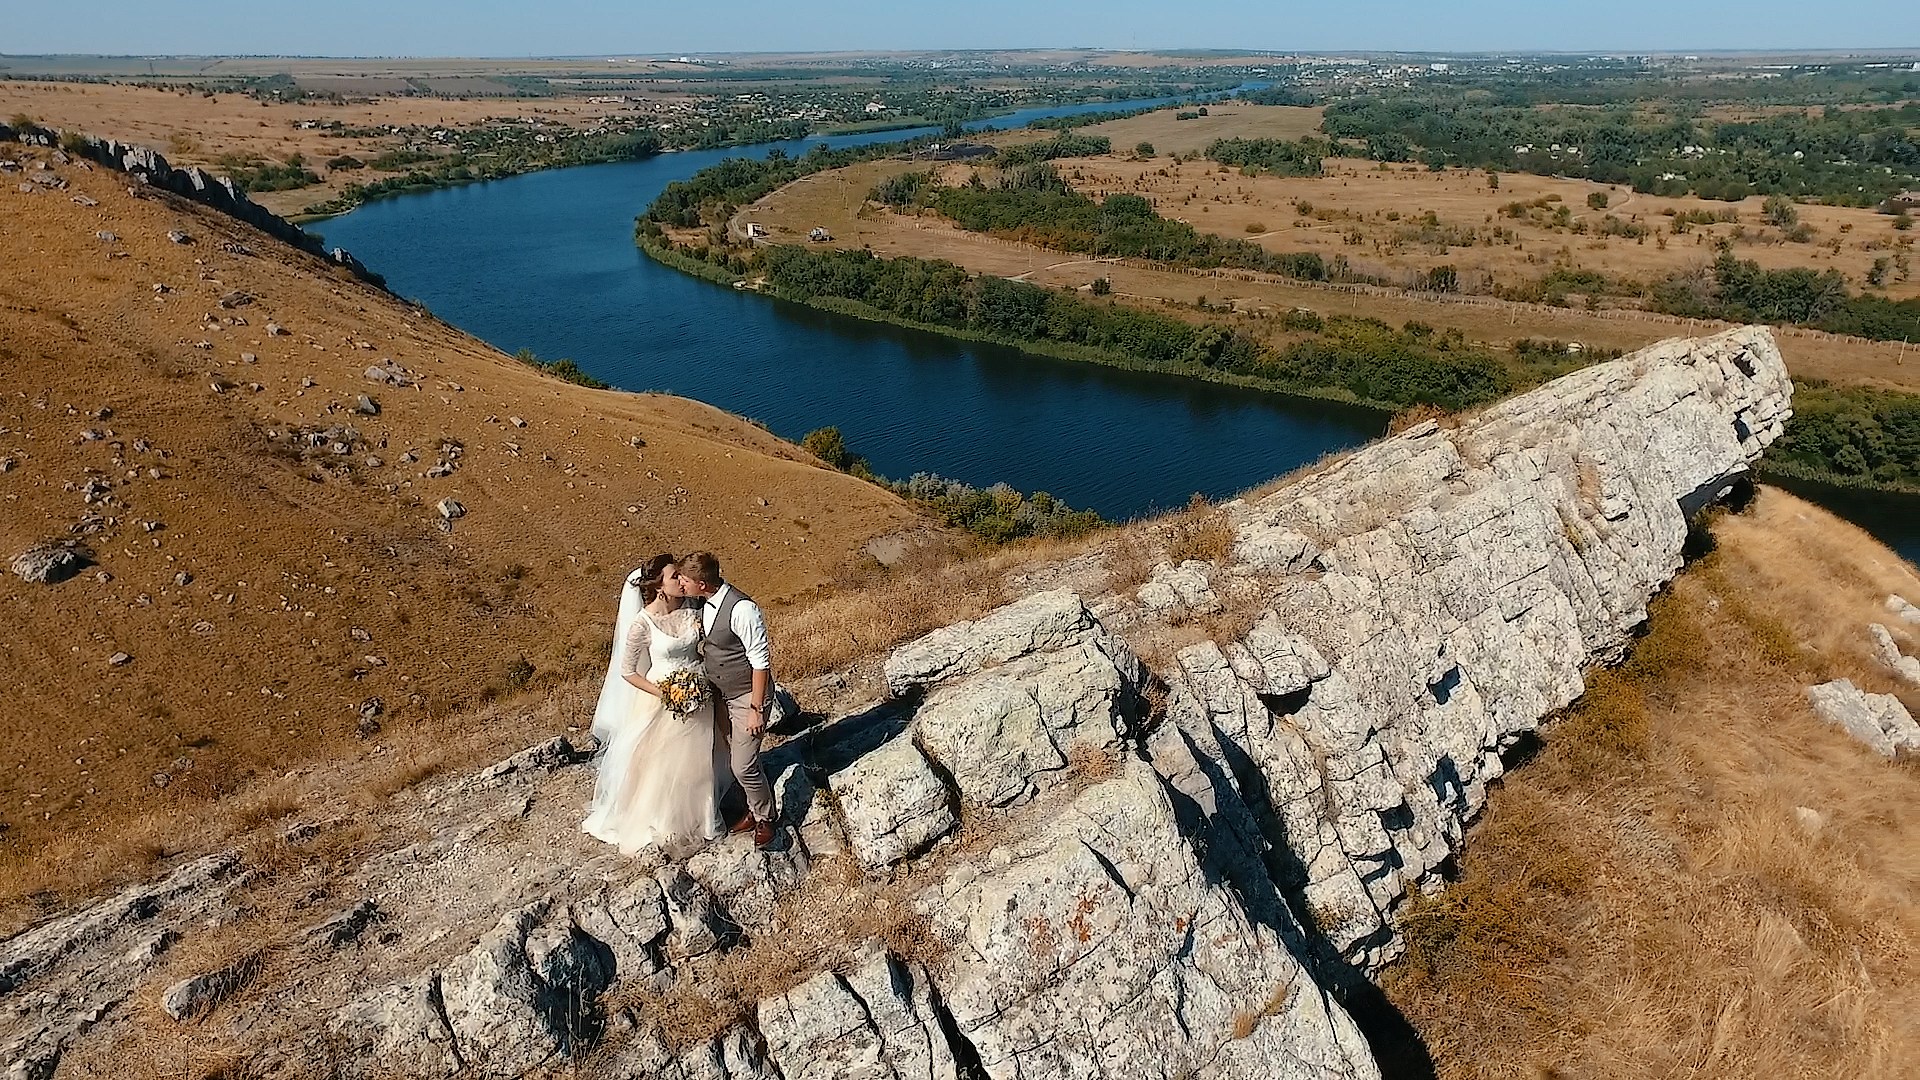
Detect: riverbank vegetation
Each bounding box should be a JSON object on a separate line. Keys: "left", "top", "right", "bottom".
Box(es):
{"left": 884, "top": 161, "right": 1338, "bottom": 283}
{"left": 800, "top": 426, "right": 1105, "bottom": 543}
{"left": 512, "top": 348, "right": 609, "bottom": 389}
{"left": 1766, "top": 384, "right": 1920, "bottom": 491}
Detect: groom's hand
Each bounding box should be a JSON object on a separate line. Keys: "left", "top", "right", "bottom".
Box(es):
{"left": 745, "top": 703, "right": 766, "bottom": 737}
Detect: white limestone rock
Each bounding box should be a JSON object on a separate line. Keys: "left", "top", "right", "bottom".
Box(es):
{"left": 1136, "top": 559, "right": 1222, "bottom": 616}
{"left": 919, "top": 763, "right": 1380, "bottom": 1080}
{"left": 1887, "top": 594, "right": 1920, "bottom": 626}
{"left": 1867, "top": 623, "right": 1920, "bottom": 685}
{"left": 757, "top": 946, "right": 960, "bottom": 1080}
{"left": 1806, "top": 679, "right": 1920, "bottom": 757}
{"left": 884, "top": 589, "right": 1100, "bottom": 694}
{"left": 829, "top": 737, "right": 957, "bottom": 872}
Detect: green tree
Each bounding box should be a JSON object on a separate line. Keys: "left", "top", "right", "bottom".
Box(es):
{"left": 1135, "top": 141, "right": 1156, "bottom": 158}
{"left": 1091, "top": 276, "right": 1112, "bottom": 295}
{"left": 1586, "top": 191, "right": 1609, "bottom": 210}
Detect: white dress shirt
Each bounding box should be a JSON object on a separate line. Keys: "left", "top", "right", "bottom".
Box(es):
{"left": 701, "top": 583, "right": 771, "bottom": 671}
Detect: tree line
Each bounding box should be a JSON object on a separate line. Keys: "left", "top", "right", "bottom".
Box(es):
{"left": 1769, "top": 384, "right": 1920, "bottom": 489}
{"left": 757, "top": 245, "right": 1511, "bottom": 410}
{"left": 1648, "top": 251, "right": 1920, "bottom": 343}
{"left": 893, "top": 161, "right": 1334, "bottom": 282}
{"left": 1319, "top": 94, "right": 1920, "bottom": 205}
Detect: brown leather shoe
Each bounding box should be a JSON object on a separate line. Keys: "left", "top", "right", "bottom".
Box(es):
{"left": 752, "top": 820, "right": 775, "bottom": 850}
{"left": 729, "top": 814, "right": 755, "bottom": 835}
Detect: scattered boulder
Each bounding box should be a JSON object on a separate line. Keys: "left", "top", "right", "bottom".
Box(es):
{"left": 1806, "top": 679, "right": 1920, "bottom": 757}
{"left": 10, "top": 540, "right": 89, "bottom": 584}
{"left": 356, "top": 394, "right": 381, "bottom": 416}
{"left": 161, "top": 953, "right": 259, "bottom": 1020}
{"left": 1886, "top": 595, "right": 1920, "bottom": 626}
{"left": 306, "top": 900, "right": 381, "bottom": 948}
{"left": 437, "top": 498, "right": 466, "bottom": 524}
{"left": 1867, "top": 623, "right": 1920, "bottom": 685}
{"left": 1136, "top": 559, "right": 1222, "bottom": 616}
{"left": 166, "top": 229, "right": 192, "bottom": 245}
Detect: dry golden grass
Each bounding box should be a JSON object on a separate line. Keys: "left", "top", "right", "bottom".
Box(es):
{"left": 1163, "top": 493, "right": 1238, "bottom": 566}
{"left": 753, "top": 154, "right": 1920, "bottom": 396}
{"left": 772, "top": 545, "right": 1009, "bottom": 685}
{"left": 1383, "top": 489, "right": 1920, "bottom": 1079}
{"left": 1082, "top": 103, "right": 1325, "bottom": 157}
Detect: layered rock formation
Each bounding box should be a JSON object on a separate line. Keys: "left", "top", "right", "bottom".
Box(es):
{"left": 0, "top": 122, "right": 384, "bottom": 287}
{"left": 1, "top": 328, "right": 1792, "bottom": 1078}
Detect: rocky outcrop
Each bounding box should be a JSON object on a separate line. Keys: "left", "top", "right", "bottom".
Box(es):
{"left": 0, "top": 329, "right": 1793, "bottom": 1079}
{"left": 1806, "top": 679, "right": 1920, "bottom": 757}
{"left": 0, "top": 123, "right": 386, "bottom": 289}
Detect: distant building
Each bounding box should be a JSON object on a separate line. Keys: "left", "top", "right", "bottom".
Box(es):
{"left": 865, "top": 101, "right": 886, "bottom": 115}
{"left": 808, "top": 227, "right": 832, "bottom": 242}
{"left": 744, "top": 222, "right": 768, "bottom": 239}
{"left": 1887, "top": 191, "right": 1920, "bottom": 212}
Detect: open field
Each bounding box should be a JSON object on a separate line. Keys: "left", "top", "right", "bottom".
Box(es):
{"left": 0, "top": 81, "right": 657, "bottom": 214}
{"left": 1055, "top": 153, "right": 1920, "bottom": 302}
{"left": 0, "top": 140, "right": 923, "bottom": 870}
{"left": 1082, "top": 102, "right": 1323, "bottom": 155}
{"left": 748, "top": 156, "right": 1920, "bottom": 395}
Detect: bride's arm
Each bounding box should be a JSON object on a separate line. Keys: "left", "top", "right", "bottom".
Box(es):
{"left": 619, "top": 615, "right": 664, "bottom": 697}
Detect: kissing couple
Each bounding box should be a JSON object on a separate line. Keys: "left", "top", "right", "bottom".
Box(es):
{"left": 581, "top": 551, "right": 778, "bottom": 857}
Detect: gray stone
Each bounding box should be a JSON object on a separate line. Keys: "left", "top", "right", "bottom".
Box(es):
{"left": 306, "top": 900, "right": 380, "bottom": 947}
{"left": 884, "top": 589, "right": 1100, "bottom": 695}
{"left": 161, "top": 953, "right": 258, "bottom": 1020}
{"left": 922, "top": 764, "right": 1379, "bottom": 1080}
{"left": 1889, "top": 595, "right": 1920, "bottom": 626}
{"left": 10, "top": 542, "right": 86, "bottom": 584}
{"left": 166, "top": 230, "right": 191, "bottom": 244}
{"left": 1136, "top": 559, "right": 1222, "bottom": 616}
{"left": 436, "top": 498, "right": 465, "bottom": 521}
{"left": 757, "top": 946, "right": 961, "bottom": 1080}
{"left": 437, "top": 900, "right": 610, "bottom": 1076}
{"left": 1867, "top": 623, "right": 1920, "bottom": 685}
{"left": 830, "top": 737, "right": 957, "bottom": 871}
{"left": 1806, "top": 679, "right": 1920, "bottom": 757}
{"left": 356, "top": 394, "right": 381, "bottom": 416}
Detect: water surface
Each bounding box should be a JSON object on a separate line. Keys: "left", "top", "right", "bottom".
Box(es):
{"left": 317, "top": 99, "right": 1382, "bottom": 520}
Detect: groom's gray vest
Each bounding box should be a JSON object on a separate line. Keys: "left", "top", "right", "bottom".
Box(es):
{"left": 703, "top": 585, "right": 756, "bottom": 701}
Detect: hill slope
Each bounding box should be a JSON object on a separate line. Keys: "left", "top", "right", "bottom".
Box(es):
{"left": 0, "top": 139, "right": 923, "bottom": 865}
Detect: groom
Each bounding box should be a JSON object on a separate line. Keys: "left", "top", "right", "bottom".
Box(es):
{"left": 677, "top": 552, "right": 776, "bottom": 850}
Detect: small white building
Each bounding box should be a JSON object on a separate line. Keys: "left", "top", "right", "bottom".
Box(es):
{"left": 865, "top": 101, "right": 886, "bottom": 115}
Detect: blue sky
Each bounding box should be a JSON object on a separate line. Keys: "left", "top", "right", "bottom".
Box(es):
{"left": 3, "top": 1, "right": 1912, "bottom": 57}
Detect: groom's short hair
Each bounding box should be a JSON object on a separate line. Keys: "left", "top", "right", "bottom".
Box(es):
{"left": 681, "top": 551, "right": 722, "bottom": 587}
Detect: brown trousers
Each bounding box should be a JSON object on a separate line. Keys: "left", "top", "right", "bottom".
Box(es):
{"left": 714, "top": 692, "right": 774, "bottom": 823}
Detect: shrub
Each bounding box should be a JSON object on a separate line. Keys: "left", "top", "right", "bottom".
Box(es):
{"left": 801, "top": 427, "right": 856, "bottom": 471}
{"left": 1586, "top": 191, "right": 1609, "bottom": 210}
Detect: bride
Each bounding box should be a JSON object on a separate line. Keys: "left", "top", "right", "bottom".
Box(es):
{"left": 582, "top": 553, "right": 726, "bottom": 856}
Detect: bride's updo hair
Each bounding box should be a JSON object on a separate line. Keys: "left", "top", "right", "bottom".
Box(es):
{"left": 630, "top": 553, "right": 677, "bottom": 603}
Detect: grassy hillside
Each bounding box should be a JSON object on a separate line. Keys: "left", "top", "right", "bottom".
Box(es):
{"left": 0, "top": 140, "right": 924, "bottom": 890}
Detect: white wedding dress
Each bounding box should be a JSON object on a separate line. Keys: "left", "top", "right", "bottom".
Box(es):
{"left": 582, "top": 606, "right": 725, "bottom": 856}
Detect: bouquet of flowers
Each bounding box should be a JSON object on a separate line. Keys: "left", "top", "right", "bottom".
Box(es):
{"left": 658, "top": 669, "right": 711, "bottom": 718}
